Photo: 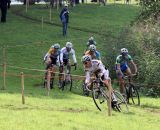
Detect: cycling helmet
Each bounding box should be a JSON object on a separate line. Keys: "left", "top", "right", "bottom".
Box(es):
{"left": 64, "top": 1, "right": 68, "bottom": 7}
{"left": 89, "top": 37, "right": 94, "bottom": 41}
{"left": 53, "top": 43, "right": 60, "bottom": 49}
{"left": 89, "top": 44, "right": 96, "bottom": 52}
{"left": 121, "top": 48, "right": 128, "bottom": 54}
{"left": 81, "top": 55, "right": 91, "bottom": 63}
{"left": 66, "top": 42, "right": 72, "bottom": 48}
{"left": 87, "top": 37, "right": 96, "bottom": 46}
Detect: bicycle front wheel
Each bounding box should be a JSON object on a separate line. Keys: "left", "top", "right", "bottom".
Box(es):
{"left": 92, "top": 88, "right": 108, "bottom": 111}
{"left": 114, "top": 91, "right": 129, "bottom": 113}
{"left": 129, "top": 84, "right": 140, "bottom": 105}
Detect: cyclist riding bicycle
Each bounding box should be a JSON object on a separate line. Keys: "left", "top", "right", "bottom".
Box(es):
{"left": 43, "top": 43, "right": 61, "bottom": 88}
{"left": 85, "top": 44, "right": 101, "bottom": 60}
{"left": 115, "top": 48, "right": 137, "bottom": 95}
{"left": 59, "top": 42, "right": 77, "bottom": 85}
{"left": 86, "top": 37, "right": 96, "bottom": 51}
{"left": 81, "top": 55, "right": 117, "bottom": 104}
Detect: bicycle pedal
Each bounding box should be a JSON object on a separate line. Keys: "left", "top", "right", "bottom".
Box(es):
{"left": 100, "top": 100, "right": 105, "bottom": 104}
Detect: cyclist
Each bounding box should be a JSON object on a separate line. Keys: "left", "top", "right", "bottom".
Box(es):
{"left": 43, "top": 43, "right": 61, "bottom": 89}
{"left": 59, "top": 42, "right": 77, "bottom": 86}
{"left": 86, "top": 36, "right": 96, "bottom": 51}
{"left": 81, "top": 55, "right": 117, "bottom": 104}
{"left": 115, "top": 48, "right": 137, "bottom": 95}
{"left": 85, "top": 44, "right": 101, "bottom": 60}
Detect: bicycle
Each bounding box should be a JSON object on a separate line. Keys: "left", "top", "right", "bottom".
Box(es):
{"left": 124, "top": 74, "right": 140, "bottom": 105}
{"left": 85, "top": 76, "right": 128, "bottom": 112}
{"left": 59, "top": 64, "right": 77, "bottom": 91}
{"left": 44, "top": 64, "right": 56, "bottom": 89}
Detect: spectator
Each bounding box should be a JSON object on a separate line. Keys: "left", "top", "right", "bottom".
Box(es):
{"left": 59, "top": 3, "right": 69, "bottom": 36}
{"left": 0, "top": 0, "right": 11, "bottom": 23}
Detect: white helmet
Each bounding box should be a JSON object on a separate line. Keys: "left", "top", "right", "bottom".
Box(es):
{"left": 53, "top": 43, "right": 60, "bottom": 49}
{"left": 66, "top": 42, "right": 72, "bottom": 48}
{"left": 121, "top": 48, "right": 128, "bottom": 54}
{"left": 89, "top": 44, "right": 96, "bottom": 52}
{"left": 64, "top": 1, "right": 68, "bottom": 7}
{"left": 81, "top": 55, "right": 91, "bottom": 63}
{"left": 89, "top": 37, "right": 94, "bottom": 41}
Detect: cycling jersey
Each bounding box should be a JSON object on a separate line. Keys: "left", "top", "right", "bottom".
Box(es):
{"left": 84, "top": 60, "right": 109, "bottom": 83}
{"left": 85, "top": 50, "right": 101, "bottom": 60}
{"left": 44, "top": 48, "right": 60, "bottom": 64}
{"left": 60, "top": 47, "right": 77, "bottom": 64}
{"left": 115, "top": 54, "right": 133, "bottom": 65}
{"left": 115, "top": 54, "right": 133, "bottom": 72}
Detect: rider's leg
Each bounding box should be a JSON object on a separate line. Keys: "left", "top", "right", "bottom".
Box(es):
{"left": 66, "top": 62, "right": 71, "bottom": 81}
{"left": 66, "top": 61, "right": 71, "bottom": 74}
{"left": 59, "top": 65, "right": 64, "bottom": 87}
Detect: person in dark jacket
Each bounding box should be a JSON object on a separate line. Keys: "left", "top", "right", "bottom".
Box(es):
{"left": 0, "top": 0, "right": 10, "bottom": 23}
{"left": 59, "top": 3, "right": 69, "bottom": 36}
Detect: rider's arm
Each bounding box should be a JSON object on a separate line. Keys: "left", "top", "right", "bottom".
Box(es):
{"left": 115, "top": 56, "right": 123, "bottom": 75}
{"left": 96, "top": 51, "right": 101, "bottom": 60}
{"left": 71, "top": 49, "right": 77, "bottom": 63}
{"left": 59, "top": 50, "right": 63, "bottom": 65}
{"left": 130, "top": 60, "right": 137, "bottom": 74}
{"left": 128, "top": 55, "right": 137, "bottom": 74}
{"left": 85, "top": 71, "right": 90, "bottom": 84}
{"left": 43, "top": 53, "right": 48, "bottom": 61}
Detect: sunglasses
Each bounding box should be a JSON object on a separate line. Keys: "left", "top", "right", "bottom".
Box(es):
{"left": 83, "top": 61, "right": 89, "bottom": 65}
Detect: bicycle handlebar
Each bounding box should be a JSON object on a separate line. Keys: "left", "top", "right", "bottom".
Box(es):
{"left": 123, "top": 73, "right": 137, "bottom": 80}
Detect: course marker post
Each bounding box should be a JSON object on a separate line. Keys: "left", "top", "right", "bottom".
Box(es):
{"left": 47, "top": 70, "right": 51, "bottom": 96}
{"left": 107, "top": 85, "right": 112, "bottom": 116}
{"left": 42, "top": 16, "right": 44, "bottom": 31}
{"left": 21, "top": 72, "right": 25, "bottom": 104}
{"left": 2, "top": 63, "right": 6, "bottom": 90}
{"left": 49, "top": 7, "right": 52, "bottom": 22}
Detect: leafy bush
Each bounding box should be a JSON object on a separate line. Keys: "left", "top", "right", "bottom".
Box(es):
{"left": 139, "top": 0, "right": 160, "bottom": 20}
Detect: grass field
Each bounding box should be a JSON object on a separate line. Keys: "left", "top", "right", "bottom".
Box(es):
{"left": 0, "top": 3, "right": 160, "bottom": 130}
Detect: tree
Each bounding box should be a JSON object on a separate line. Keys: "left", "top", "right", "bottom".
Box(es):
{"left": 139, "top": 0, "right": 160, "bottom": 20}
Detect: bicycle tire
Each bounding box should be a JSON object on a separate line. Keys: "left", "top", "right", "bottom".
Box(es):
{"left": 129, "top": 84, "right": 140, "bottom": 105}
{"left": 92, "top": 87, "right": 108, "bottom": 111}
{"left": 69, "top": 76, "right": 73, "bottom": 91}
{"left": 82, "top": 82, "right": 90, "bottom": 96}
{"left": 114, "top": 91, "right": 129, "bottom": 113}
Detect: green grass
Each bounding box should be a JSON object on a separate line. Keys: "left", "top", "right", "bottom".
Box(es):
{"left": 0, "top": 3, "right": 159, "bottom": 130}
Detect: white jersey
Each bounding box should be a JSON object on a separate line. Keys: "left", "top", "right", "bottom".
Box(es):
{"left": 84, "top": 60, "right": 109, "bottom": 83}
{"left": 60, "top": 47, "right": 77, "bottom": 63}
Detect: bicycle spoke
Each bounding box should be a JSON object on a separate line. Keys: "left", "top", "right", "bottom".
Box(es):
{"left": 114, "top": 91, "right": 129, "bottom": 113}
{"left": 130, "top": 85, "right": 140, "bottom": 105}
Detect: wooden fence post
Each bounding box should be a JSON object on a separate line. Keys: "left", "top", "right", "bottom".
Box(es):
{"left": 56, "top": 0, "right": 59, "bottom": 10}
{"left": 21, "top": 72, "right": 25, "bottom": 104}
{"left": 49, "top": 7, "right": 52, "bottom": 22}
{"left": 42, "top": 16, "right": 44, "bottom": 31}
{"left": 107, "top": 85, "right": 112, "bottom": 116}
{"left": 2, "top": 63, "right": 6, "bottom": 90}
{"left": 47, "top": 70, "right": 51, "bottom": 96}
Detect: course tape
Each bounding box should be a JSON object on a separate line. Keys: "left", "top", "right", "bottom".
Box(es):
{"left": 1, "top": 64, "right": 160, "bottom": 86}
{"left": 6, "top": 64, "right": 86, "bottom": 79}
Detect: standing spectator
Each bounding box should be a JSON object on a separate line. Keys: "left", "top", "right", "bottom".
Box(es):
{"left": 0, "top": 0, "right": 11, "bottom": 23}
{"left": 59, "top": 3, "right": 69, "bottom": 36}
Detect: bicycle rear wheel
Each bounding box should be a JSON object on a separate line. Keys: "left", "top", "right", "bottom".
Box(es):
{"left": 129, "top": 84, "right": 140, "bottom": 105}
{"left": 92, "top": 87, "right": 108, "bottom": 111}
{"left": 69, "top": 75, "right": 73, "bottom": 91}
{"left": 114, "top": 91, "right": 129, "bottom": 113}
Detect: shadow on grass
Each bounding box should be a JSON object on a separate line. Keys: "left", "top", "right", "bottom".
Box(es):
{"left": 0, "top": 104, "right": 91, "bottom": 113}
{"left": 140, "top": 104, "right": 160, "bottom": 110}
